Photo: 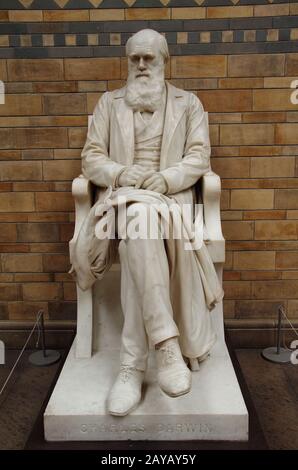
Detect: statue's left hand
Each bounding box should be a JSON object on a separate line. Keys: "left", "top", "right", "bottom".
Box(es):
{"left": 136, "top": 172, "right": 168, "bottom": 194}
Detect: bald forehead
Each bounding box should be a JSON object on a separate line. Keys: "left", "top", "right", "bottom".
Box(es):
{"left": 127, "top": 33, "right": 161, "bottom": 56}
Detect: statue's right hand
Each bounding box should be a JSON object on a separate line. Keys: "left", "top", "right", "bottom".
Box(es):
{"left": 118, "top": 165, "right": 144, "bottom": 187}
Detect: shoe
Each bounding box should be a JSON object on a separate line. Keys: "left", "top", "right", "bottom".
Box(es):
{"left": 156, "top": 338, "right": 191, "bottom": 397}
{"left": 108, "top": 365, "right": 144, "bottom": 416}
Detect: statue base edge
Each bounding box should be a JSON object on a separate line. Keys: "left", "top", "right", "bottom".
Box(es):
{"left": 43, "top": 340, "right": 248, "bottom": 442}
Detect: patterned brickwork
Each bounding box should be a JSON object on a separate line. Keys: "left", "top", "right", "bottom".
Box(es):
{"left": 0, "top": 3, "right": 297, "bottom": 57}
{"left": 0, "top": 1, "right": 293, "bottom": 9}
{"left": 0, "top": 1, "right": 298, "bottom": 325}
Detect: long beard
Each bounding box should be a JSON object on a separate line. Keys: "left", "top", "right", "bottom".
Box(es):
{"left": 125, "top": 73, "right": 165, "bottom": 112}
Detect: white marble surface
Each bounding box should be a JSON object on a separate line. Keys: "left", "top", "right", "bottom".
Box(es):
{"left": 92, "top": 269, "right": 226, "bottom": 352}
{"left": 45, "top": 270, "right": 248, "bottom": 442}
{"left": 44, "top": 337, "right": 248, "bottom": 441}
{"left": 52, "top": 28, "right": 248, "bottom": 442}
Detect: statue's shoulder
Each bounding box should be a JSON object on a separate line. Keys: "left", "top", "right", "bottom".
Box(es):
{"left": 97, "top": 87, "right": 126, "bottom": 108}
{"left": 166, "top": 82, "right": 201, "bottom": 108}
{"left": 110, "top": 86, "right": 126, "bottom": 99}
{"left": 102, "top": 87, "right": 126, "bottom": 101}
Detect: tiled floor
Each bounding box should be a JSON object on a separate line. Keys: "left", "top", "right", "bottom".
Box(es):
{"left": 0, "top": 349, "right": 297, "bottom": 450}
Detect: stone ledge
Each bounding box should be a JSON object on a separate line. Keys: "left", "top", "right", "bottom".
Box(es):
{"left": 44, "top": 339, "right": 248, "bottom": 442}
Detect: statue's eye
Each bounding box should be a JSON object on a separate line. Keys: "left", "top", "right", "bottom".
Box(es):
{"left": 130, "top": 55, "right": 139, "bottom": 63}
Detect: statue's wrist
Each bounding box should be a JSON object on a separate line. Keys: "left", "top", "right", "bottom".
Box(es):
{"left": 115, "top": 167, "right": 127, "bottom": 187}
{"left": 159, "top": 173, "right": 169, "bottom": 194}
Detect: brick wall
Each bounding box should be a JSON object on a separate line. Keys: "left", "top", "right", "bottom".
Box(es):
{"left": 0, "top": 0, "right": 298, "bottom": 330}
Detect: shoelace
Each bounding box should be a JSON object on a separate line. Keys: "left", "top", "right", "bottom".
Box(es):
{"left": 119, "top": 365, "right": 136, "bottom": 383}
{"left": 159, "top": 344, "right": 178, "bottom": 366}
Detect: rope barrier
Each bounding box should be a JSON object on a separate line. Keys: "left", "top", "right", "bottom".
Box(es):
{"left": 279, "top": 305, "right": 298, "bottom": 352}
{"left": 280, "top": 305, "right": 298, "bottom": 338}
{"left": 0, "top": 310, "right": 43, "bottom": 397}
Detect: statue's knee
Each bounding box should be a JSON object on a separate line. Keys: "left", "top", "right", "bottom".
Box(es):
{"left": 126, "top": 202, "right": 151, "bottom": 217}
{"left": 126, "top": 202, "right": 152, "bottom": 239}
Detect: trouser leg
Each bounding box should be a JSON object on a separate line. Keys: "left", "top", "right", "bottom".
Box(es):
{"left": 127, "top": 236, "right": 179, "bottom": 345}
{"left": 118, "top": 239, "right": 149, "bottom": 371}
{"left": 120, "top": 234, "right": 179, "bottom": 346}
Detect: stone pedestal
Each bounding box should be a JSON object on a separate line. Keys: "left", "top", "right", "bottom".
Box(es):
{"left": 44, "top": 271, "right": 248, "bottom": 442}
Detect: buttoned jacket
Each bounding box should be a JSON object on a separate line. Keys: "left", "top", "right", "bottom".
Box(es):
{"left": 82, "top": 81, "right": 211, "bottom": 196}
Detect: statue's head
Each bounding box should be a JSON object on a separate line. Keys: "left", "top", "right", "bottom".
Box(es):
{"left": 126, "top": 29, "right": 169, "bottom": 80}
{"left": 124, "top": 29, "right": 169, "bottom": 112}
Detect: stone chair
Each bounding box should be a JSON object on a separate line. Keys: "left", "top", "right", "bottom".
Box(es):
{"left": 44, "top": 117, "right": 248, "bottom": 442}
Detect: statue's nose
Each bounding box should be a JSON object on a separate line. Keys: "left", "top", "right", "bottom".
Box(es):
{"left": 138, "top": 58, "right": 146, "bottom": 70}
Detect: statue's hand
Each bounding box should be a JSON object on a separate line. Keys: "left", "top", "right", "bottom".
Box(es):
{"left": 118, "top": 165, "right": 143, "bottom": 187}
{"left": 138, "top": 172, "right": 168, "bottom": 194}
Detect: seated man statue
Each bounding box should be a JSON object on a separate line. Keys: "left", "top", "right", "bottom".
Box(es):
{"left": 71, "top": 29, "right": 223, "bottom": 417}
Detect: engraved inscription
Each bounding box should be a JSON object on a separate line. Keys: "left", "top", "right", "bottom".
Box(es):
{"left": 80, "top": 423, "right": 145, "bottom": 434}
{"left": 80, "top": 422, "right": 212, "bottom": 435}
{"left": 157, "top": 423, "right": 211, "bottom": 434}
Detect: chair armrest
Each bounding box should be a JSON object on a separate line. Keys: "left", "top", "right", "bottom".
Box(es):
{"left": 70, "top": 175, "right": 92, "bottom": 255}
{"left": 202, "top": 170, "right": 225, "bottom": 245}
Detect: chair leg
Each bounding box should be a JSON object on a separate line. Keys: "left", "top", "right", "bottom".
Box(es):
{"left": 211, "top": 263, "right": 225, "bottom": 342}
{"left": 75, "top": 285, "right": 93, "bottom": 358}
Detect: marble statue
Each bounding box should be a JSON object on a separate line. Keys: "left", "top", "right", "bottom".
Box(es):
{"left": 71, "top": 29, "right": 224, "bottom": 417}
